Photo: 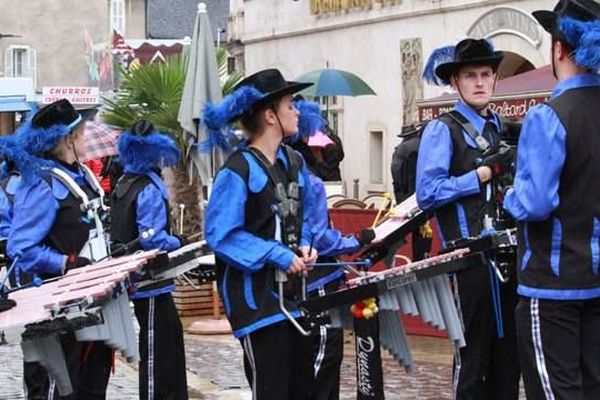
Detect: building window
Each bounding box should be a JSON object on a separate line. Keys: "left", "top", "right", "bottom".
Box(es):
{"left": 12, "top": 48, "right": 26, "bottom": 76}
{"left": 110, "top": 0, "right": 126, "bottom": 34}
{"left": 4, "top": 46, "right": 37, "bottom": 87}
{"left": 314, "top": 96, "right": 342, "bottom": 137}
{"left": 369, "top": 130, "right": 383, "bottom": 184}
{"left": 227, "top": 57, "right": 235, "bottom": 74}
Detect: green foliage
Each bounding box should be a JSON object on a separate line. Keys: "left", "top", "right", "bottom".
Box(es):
{"left": 216, "top": 47, "right": 244, "bottom": 96}
{"left": 102, "top": 49, "right": 243, "bottom": 153}
{"left": 102, "top": 55, "right": 188, "bottom": 150}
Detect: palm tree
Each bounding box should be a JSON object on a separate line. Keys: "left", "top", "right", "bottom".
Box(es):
{"left": 217, "top": 47, "right": 244, "bottom": 96}
{"left": 102, "top": 51, "right": 243, "bottom": 239}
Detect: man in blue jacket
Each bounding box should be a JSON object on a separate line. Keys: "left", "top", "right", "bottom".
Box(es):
{"left": 416, "top": 39, "right": 519, "bottom": 399}
{"left": 504, "top": 1, "right": 600, "bottom": 398}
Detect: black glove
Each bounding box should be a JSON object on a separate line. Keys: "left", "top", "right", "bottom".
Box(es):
{"left": 65, "top": 255, "right": 91, "bottom": 273}
{"left": 174, "top": 234, "right": 188, "bottom": 247}
{"left": 481, "top": 143, "right": 514, "bottom": 176}
{"left": 355, "top": 228, "right": 376, "bottom": 246}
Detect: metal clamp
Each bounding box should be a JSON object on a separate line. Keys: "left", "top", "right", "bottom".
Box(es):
{"left": 275, "top": 269, "right": 311, "bottom": 336}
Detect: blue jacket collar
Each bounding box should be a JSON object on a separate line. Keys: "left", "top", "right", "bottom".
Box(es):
{"left": 123, "top": 166, "right": 168, "bottom": 199}
{"left": 454, "top": 100, "right": 501, "bottom": 134}
{"left": 551, "top": 73, "right": 600, "bottom": 99}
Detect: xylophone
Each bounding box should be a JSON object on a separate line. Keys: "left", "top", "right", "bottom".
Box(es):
{"left": 0, "top": 250, "right": 157, "bottom": 395}
{"left": 300, "top": 248, "right": 486, "bottom": 371}
{"left": 137, "top": 240, "right": 216, "bottom": 288}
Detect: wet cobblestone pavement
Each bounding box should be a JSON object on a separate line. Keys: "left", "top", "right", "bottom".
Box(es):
{"left": 0, "top": 330, "right": 524, "bottom": 399}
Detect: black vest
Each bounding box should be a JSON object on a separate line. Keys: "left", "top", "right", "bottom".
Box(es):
{"left": 517, "top": 86, "right": 600, "bottom": 292}
{"left": 18, "top": 169, "right": 98, "bottom": 283}
{"left": 434, "top": 112, "right": 499, "bottom": 242}
{"left": 214, "top": 147, "right": 305, "bottom": 335}
{"left": 111, "top": 174, "right": 154, "bottom": 250}
{"left": 111, "top": 173, "right": 173, "bottom": 292}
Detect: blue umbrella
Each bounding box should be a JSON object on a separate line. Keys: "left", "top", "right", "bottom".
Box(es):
{"left": 295, "top": 68, "right": 376, "bottom": 97}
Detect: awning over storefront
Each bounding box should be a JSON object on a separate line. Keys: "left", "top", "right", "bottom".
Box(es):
{"left": 0, "top": 96, "right": 32, "bottom": 112}
{"left": 417, "top": 65, "right": 556, "bottom": 121}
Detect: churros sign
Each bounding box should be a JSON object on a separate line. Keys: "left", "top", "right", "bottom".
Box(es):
{"left": 41, "top": 87, "right": 100, "bottom": 105}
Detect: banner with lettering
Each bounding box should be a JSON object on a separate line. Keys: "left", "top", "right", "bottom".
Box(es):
{"left": 418, "top": 95, "right": 549, "bottom": 122}
{"left": 354, "top": 316, "right": 385, "bottom": 399}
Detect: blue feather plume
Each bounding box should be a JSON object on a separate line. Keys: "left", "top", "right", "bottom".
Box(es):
{"left": 423, "top": 45, "right": 455, "bottom": 86}
{"left": 14, "top": 119, "right": 73, "bottom": 155}
{"left": 197, "top": 126, "right": 235, "bottom": 154}
{"left": 118, "top": 130, "right": 181, "bottom": 172}
{"left": 294, "top": 100, "right": 326, "bottom": 142}
{"left": 200, "top": 85, "right": 265, "bottom": 153}
{"left": 560, "top": 17, "right": 600, "bottom": 69}
{"left": 0, "top": 134, "right": 51, "bottom": 183}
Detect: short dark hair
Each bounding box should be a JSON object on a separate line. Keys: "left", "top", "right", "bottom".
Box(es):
{"left": 551, "top": 34, "right": 575, "bottom": 57}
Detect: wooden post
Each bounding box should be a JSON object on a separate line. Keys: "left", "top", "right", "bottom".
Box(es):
{"left": 211, "top": 281, "right": 221, "bottom": 319}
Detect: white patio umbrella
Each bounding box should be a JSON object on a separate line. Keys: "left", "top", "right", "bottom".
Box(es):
{"left": 177, "top": 2, "right": 223, "bottom": 185}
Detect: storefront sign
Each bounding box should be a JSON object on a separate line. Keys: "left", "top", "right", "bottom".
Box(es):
{"left": 41, "top": 86, "right": 100, "bottom": 105}
{"left": 418, "top": 95, "right": 549, "bottom": 121}
{"left": 468, "top": 7, "right": 542, "bottom": 47}
{"left": 310, "top": 0, "right": 401, "bottom": 15}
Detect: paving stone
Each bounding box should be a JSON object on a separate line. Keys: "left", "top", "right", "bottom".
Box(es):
{"left": 0, "top": 331, "right": 525, "bottom": 399}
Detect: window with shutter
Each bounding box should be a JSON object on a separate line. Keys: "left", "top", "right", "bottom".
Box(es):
{"left": 4, "top": 46, "right": 37, "bottom": 88}
{"left": 4, "top": 48, "right": 12, "bottom": 77}
{"left": 110, "top": 0, "right": 126, "bottom": 34}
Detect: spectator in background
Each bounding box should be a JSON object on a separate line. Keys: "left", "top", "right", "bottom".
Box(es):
{"left": 391, "top": 122, "right": 433, "bottom": 262}
{"left": 319, "top": 126, "right": 344, "bottom": 181}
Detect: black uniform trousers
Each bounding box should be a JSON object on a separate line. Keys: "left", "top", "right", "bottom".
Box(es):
{"left": 305, "top": 324, "right": 344, "bottom": 400}
{"left": 240, "top": 320, "right": 311, "bottom": 400}
{"left": 452, "top": 263, "right": 520, "bottom": 400}
{"left": 134, "top": 293, "right": 188, "bottom": 400}
{"left": 515, "top": 296, "right": 600, "bottom": 400}
{"left": 24, "top": 333, "right": 111, "bottom": 400}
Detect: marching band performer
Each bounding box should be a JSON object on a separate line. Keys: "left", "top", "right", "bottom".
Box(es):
{"left": 504, "top": 1, "right": 600, "bottom": 398}
{"left": 416, "top": 39, "right": 520, "bottom": 399}
{"left": 289, "top": 97, "right": 374, "bottom": 400}
{"left": 110, "top": 120, "right": 188, "bottom": 400}
{"left": 6, "top": 99, "right": 112, "bottom": 399}
{"left": 204, "top": 68, "right": 317, "bottom": 400}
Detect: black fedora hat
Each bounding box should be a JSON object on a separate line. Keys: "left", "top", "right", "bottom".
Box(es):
{"left": 397, "top": 123, "right": 422, "bottom": 138}
{"left": 32, "top": 99, "right": 84, "bottom": 130}
{"left": 435, "top": 39, "right": 504, "bottom": 84}
{"left": 533, "top": 0, "right": 600, "bottom": 38}
{"left": 234, "top": 68, "right": 312, "bottom": 112}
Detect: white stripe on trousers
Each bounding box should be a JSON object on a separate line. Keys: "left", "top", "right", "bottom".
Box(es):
{"left": 148, "top": 297, "right": 156, "bottom": 400}
{"left": 314, "top": 286, "right": 328, "bottom": 378}
{"left": 531, "top": 298, "right": 555, "bottom": 400}
{"left": 314, "top": 325, "right": 328, "bottom": 378}
{"left": 243, "top": 335, "right": 258, "bottom": 400}
{"left": 48, "top": 378, "right": 56, "bottom": 400}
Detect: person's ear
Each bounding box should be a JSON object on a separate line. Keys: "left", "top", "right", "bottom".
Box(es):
{"left": 555, "top": 40, "right": 567, "bottom": 61}
{"left": 450, "top": 75, "right": 458, "bottom": 91}
{"left": 264, "top": 108, "right": 277, "bottom": 126}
